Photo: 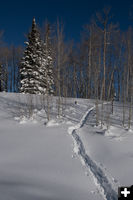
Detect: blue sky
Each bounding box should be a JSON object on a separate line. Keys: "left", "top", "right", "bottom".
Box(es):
{"left": 0, "top": 0, "right": 133, "bottom": 45}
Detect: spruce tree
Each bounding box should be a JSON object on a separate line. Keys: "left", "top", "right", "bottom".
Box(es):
{"left": 0, "top": 64, "right": 2, "bottom": 92}
{"left": 0, "top": 64, "right": 7, "bottom": 92}
{"left": 20, "top": 18, "right": 46, "bottom": 94}
{"left": 20, "top": 18, "right": 54, "bottom": 95}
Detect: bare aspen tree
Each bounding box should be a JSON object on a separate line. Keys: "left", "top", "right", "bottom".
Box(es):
{"left": 96, "top": 8, "right": 111, "bottom": 100}
{"left": 0, "top": 64, "right": 2, "bottom": 92}
{"left": 42, "top": 22, "right": 54, "bottom": 121}
{"left": 53, "top": 20, "right": 68, "bottom": 117}
{"left": 126, "top": 28, "right": 133, "bottom": 129}
{"left": 95, "top": 48, "right": 101, "bottom": 126}
{"left": 12, "top": 46, "right": 17, "bottom": 92}
{"left": 122, "top": 74, "right": 126, "bottom": 127}
{"left": 45, "top": 23, "right": 50, "bottom": 121}
{"left": 95, "top": 56, "right": 100, "bottom": 126}
{"left": 56, "top": 20, "right": 62, "bottom": 116}
{"left": 96, "top": 8, "right": 117, "bottom": 99}
{"left": 26, "top": 94, "right": 34, "bottom": 118}
{"left": 87, "top": 26, "right": 92, "bottom": 98}
{"left": 68, "top": 44, "right": 78, "bottom": 98}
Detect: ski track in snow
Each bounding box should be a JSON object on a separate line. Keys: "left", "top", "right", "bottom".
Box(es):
{"left": 68, "top": 106, "right": 117, "bottom": 200}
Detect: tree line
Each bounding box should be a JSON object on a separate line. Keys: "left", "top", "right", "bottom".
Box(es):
{"left": 0, "top": 8, "right": 132, "bottom": 105}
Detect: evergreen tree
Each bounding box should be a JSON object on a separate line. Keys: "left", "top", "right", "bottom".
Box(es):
{"left": 20, "top": 18, "right": 47, "bottom": 94}
{"left": 0, "top": 64, "right": 2, "bottom": 91}
{"left": 0, "top": 64, "right": 7, "bottom": 92}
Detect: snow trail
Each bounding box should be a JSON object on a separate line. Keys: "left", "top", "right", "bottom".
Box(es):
{"left": 68, "top": 106, "right": 117, "bottom": 200}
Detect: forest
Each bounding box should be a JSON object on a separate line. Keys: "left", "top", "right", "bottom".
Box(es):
{"left": 0, "top": 8, "right": 133, "bottom": 128}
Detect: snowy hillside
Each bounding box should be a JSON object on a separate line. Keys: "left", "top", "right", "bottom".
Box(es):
{"left": 0, "top": 93, "right": 133, "bottom": 200}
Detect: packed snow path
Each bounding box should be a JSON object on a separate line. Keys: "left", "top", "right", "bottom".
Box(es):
{"left": 68, "top": 106, "right": 117, "bottom": 200}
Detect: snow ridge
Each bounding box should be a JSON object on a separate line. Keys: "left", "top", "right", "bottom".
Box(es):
{"left": 68, "top": 106, "right": 117, "bottom": 200}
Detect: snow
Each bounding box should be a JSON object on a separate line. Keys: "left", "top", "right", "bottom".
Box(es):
{"left": 0, "top": 93, "right": 133, "bottom": 200}
{"left": 0, "top": 93, "right": 100, "bottom": 200}
{"left": 68, "top": 105, "right": 117, "bottom": 199}
{"left": 79, "top": 125, "right": 133, "bottom": 186}
{"left": 46, "top": 119, "right": 59, "bottom": 127}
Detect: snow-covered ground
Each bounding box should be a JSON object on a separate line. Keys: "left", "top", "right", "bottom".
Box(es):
{"left": 0, "top": 93, "right": 133, "bottom": 200}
